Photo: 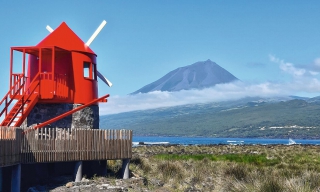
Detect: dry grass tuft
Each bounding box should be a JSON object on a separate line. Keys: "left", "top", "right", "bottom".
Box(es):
{"left": 157, "top": 160, "right": 185, "bottom": 182}
{"left": 224, "top": 163, "right": 248, "bottom": 181}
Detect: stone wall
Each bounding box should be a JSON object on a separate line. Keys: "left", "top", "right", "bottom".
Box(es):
{"left": 23, "top": 103, "right": 99, "bottom": 129}
{"left": 19, "top": 103, "right": 100, "bottom": 189}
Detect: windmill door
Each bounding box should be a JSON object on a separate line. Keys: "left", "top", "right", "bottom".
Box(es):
{"left": 53, "top": 49, "right": 72, "bottom": 100}
{"left": 38, "top": 47, "right": 71, "bottom": 100}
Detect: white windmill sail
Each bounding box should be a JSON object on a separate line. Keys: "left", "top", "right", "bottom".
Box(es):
{"left": 46, "top": 25, "right": 54, "bottom": 33}
{"left": 85, "top": 20, "right": 107, "bottom": 46}
{"left": 46, "top": 20, "right": 113, "bottom": 87}
{"left": 97, "top": 70, "right": 112, "bottom": 87}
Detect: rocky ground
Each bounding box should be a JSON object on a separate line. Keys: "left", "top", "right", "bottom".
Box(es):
{"left": 27, "top": 175, "right": 151, "bottom": 192}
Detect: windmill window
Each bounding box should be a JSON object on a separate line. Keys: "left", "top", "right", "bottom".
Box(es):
{"left": 92, "top": 64, "right": 96, "bottom": 80}
{"left": 84, "top": 62, "right": 90, "bottom": 78}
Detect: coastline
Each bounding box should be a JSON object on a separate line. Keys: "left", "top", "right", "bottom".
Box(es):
{"left": 133, "top": 136, "right": 320, "bottom": 146}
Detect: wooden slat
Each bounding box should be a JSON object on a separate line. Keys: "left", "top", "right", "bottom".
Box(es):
{"left": 0, "top": 127, "right": 20, "bottom": 166}
{"left": 0, "top": 127, "right": 132, "bottom": 166}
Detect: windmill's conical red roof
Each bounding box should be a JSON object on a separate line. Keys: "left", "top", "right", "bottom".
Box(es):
{"left": 37, "top": 22, "right": 95, "bottom": 55}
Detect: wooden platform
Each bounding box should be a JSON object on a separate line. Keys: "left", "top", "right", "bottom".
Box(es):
{"left": 0, "top": 127, "right": 132, "bottom": 167}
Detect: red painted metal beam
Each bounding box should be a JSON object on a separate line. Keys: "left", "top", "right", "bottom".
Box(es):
{"left": 24, "top": 94, "right": 109, "bottom": 133}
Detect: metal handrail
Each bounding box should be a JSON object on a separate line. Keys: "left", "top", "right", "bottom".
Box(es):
{"left": 0, "top": 74, "right": 25, "bottom": 117}
{"left": 26, "top": 94, "right": 109, "bottom": 132}
{"left": 0, "top": 73, "right": 40, "bottom": 126}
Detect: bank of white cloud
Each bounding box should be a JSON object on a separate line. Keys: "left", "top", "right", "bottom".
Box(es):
{"left": 99, "top": 81, "right": 288, "bottom": 115}
{"left": 99, "top": 56, "right": 320, "bottom": 115}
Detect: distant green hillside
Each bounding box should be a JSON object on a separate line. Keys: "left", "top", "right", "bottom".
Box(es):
{"left": 100, "top": 98, "right": 320, "bottom": 139}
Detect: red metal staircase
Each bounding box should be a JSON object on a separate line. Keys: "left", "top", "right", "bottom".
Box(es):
{"left": 1, "top": 71, "right": 108, "bottom": 129}
{"left": 0, "top": 74, "right": 40, "bottom": 127}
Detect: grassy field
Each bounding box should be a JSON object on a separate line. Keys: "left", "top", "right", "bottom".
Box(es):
{"left": 110, "top": 145, "right": 320, "bottom": 192}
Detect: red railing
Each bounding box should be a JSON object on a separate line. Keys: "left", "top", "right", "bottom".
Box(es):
{"left": 0, "top": 73, "right": 40, "bottom": 127}
{"left": 26, "top": 94, "right": 109, "bottom": 131}
{"left": 0, "top": 74, "right": 25, "bottom": 117}
{"left": 10, "top": 73, "right": 26, "bottom": 97}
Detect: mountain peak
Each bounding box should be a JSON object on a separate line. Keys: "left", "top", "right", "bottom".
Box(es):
{"left": 131, "top": 60, "right": 239, "bottom": 94}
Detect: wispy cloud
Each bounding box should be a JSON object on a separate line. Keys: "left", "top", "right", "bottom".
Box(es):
{"left": 269, "top": 55, "right": 307, "bottom": 77}
{"left": 268, "top": 55, "right": 320, "bottom": 93}
{"left": 99, "top": 56, "right": 320, "bottom": 115}
{"left": 270, "top": 55, "right": 320, "bottom": 77}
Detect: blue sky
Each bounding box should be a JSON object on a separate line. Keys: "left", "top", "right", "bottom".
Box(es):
{"left": 2, "top": 1, "right": 320, "bottom": 114}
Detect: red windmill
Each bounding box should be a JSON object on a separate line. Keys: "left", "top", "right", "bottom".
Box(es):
{"left": 0, "top": 21, "right": 112, "bottom": 129}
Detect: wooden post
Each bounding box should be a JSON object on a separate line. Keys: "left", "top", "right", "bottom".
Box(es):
{"left": 100, "top": 160, "right": 107, "bottom": 176}
{"left": 11, "top": 164, "right": 21, "bottom": 192}
{"left": 74, "top": 161, "right": 83, "bottom": 182}
{"left": 121, "top": 159, "right": 130, "bottom": 179}
{"left": 0, "top": 167, "right": 2, "bottom": 192}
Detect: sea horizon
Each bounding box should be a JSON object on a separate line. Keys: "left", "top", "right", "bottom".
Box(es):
{"left": 133, "top": 136, "right": 320, "bottom": 145}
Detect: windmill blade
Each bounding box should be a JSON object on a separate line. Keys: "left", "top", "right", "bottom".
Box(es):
{"left": 86, "top": 20, "right": 107, "bottom": 46}
{"left": 47, "top": 20, "right": 107, "bottom": 46}
{"left": 97, "top": 70, "right": 113, "bottom": 87}
{"left": 45, "top": 22, "right": 113, "bottom": 87}
{"left": 46, "top": 25, "right": 54, "bottom": 33}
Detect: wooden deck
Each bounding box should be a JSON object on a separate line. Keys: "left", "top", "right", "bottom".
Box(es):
{"left": 0, "top": 127, "right": 132, "bottom": 167}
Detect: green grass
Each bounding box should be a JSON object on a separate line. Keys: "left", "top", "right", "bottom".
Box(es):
{"left": 154, "top": 154, "right": 214, "bottom": 161}
{"left": 129, "top": 145, "right": 320, "bottom": 192}
{"left": 154, "top": 153, "right": 280, "bottom": 166}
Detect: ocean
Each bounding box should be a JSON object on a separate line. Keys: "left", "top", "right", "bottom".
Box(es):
{"left": 133, "top": 136, "right": 320, "bottom": 145}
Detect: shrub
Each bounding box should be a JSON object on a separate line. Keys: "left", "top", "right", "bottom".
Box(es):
{"left": 130, "top": 157, "right": 152, "bottom": 175}
{"left": 224, "top": 164, "right": 248, "bottom": 181}
{"left": 157, "top": 160, "right": 184, "bottom": 182}
{"left": 260, "top": 178, "right": 283, "bottom": 192}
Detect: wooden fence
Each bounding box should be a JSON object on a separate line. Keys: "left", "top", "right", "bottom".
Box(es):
{"left": 0, "top": 127, "right": 21, "bottom": 167}
{"left": 0, "top": 127, "right": 132, "bottom": 167}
